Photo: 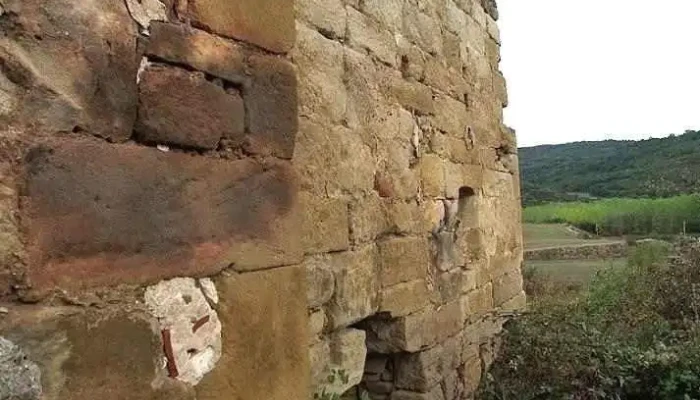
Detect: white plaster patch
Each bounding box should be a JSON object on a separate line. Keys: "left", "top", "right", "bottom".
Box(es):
{"left": 125, "top": 0, "right": 167, "bottom": 33}
{"left": 145, "top": 278, "right": 222, "bottom": 385}
{"left": 136, "top": 57, "right": 150, "bottom": 84}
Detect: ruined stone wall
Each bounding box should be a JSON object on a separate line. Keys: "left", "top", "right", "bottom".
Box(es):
{"left": 294, "top": 0, "right": 524, "bottom": 399}
{"left": 0, "top": 0, "right": 523, "bottom": 399}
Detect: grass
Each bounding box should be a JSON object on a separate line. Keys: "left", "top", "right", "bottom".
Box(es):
{"left": 525, "top": 258, "right": 627, "bottom": 286}
{"left": 523, "top": 223, "right": 621, "bottom": 250}
{"left": 523, "top": 194, "right": 700, "bottom": 236}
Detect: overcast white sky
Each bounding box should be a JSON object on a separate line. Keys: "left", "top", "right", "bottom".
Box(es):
{"left": 499, "top": 0, "right": 700, "bottom": 148}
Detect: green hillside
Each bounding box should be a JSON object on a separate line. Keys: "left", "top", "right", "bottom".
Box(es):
{"left": 519, "top": 130, "right": 700, "bottom": 205}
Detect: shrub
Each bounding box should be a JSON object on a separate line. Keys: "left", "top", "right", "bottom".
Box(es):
{"left": 478, "top": 240, "right": 700, "bottom": 400}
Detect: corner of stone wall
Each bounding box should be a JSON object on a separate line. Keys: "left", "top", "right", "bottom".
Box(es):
{"left": 294, "top": 0, "right": 524, "bottom": 398}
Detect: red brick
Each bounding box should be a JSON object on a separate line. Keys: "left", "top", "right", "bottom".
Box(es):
{"left": 245, "top": 55, "right": 298, "bottom": 159}
{"left": 184, "top": 0, "right": 295, "bottom": 54}
{"left": 21, "top": 139, "right": 301, "bottom": 294}
{"left": 136, "top": 64, "right": 245, "bottom": 150}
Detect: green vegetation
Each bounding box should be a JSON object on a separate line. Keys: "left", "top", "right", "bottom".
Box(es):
{"left": 520, "top": 130, "right": 700, "bottom": 205}
{"left": 523, "top": 195, "right": 700, "bottom": 236}
{"left": 523, "top": 223, "right": 620, "bottom": 250}
{"left": 479, "top": 240, "right": 700, "bottom": 400}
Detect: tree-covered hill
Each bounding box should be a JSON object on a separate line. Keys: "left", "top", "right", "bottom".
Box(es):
{"left": 519, "top": 130, "right": 700, "bottom": 205}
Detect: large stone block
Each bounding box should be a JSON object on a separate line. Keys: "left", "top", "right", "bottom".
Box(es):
{"left": 378, "top": 237, "right": 431, "bottom": 287}
{"left": 349, "top": 194, "right": 390, "bottom": 244}
{"left": 419, "top": 155, "right": 445, "bottom": 198}
{"left": 303, "top": 255, "right": 336, "bottom": 309}
{"left": 294, "top": 24, "right": 347, "bottom": 124}
{"left": 361, "top": 0, "right": 403, "bottom": 32}
{"left": 327, "top": 246, "right": 380, "bottom": 328}
{"left": 402, "top": 3, "right": 443, "bottom": 56}
{"left": 462, "top": 283, "right": 493, "bottom": 322}
{"left": 312, "top": 329, "right": 367, "bottom": 397}
{"left": 146, "top": 23, "right": 247, "bottom": 84}
{"left": 380, "top": 280, "right": 431, "bottom": 318}
{"left": 347, "top": 7, "right": 398, "bottom": 67}
{"left": 395, "top": 334, "right": 462, "bottom": 392}
{"left": 136, "top": 64, "right": 245, "bottom": 150}
{"left": 300, "top": 193, "right": 350, "bottom": 255}
{"left": 22, "top": 140, "right": 301, "bottom": 294}
{"left": 0, "top": 0, "right": 138, "bottom": 141}
{"left": 245, "top": 55, "right": 298, "bottom": 159}
{"left": 296, "top": 0, "right": 347, "bottom": 39}
{"left": 366, "top": 301, "right": 463, "bottom": 353}
{"left": 198, "top": 266, "right": 310, "bottom": 400}
{"left": 183, "top": 0, "right": 295, "bottom": 53}
{"left": 391, "top": 386, "right": 445, "bottom": 400}
{"left": 492, "top": 271, "right": 524, "bottom": 307}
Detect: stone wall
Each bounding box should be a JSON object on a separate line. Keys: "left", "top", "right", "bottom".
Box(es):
{"left": 525, "top": 242, "right": 628, "bottom": 261}
{"left": 0, "top": 0, "right": 523, "bottom": 399}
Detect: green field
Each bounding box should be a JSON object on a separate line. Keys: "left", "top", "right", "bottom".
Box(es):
{"left": 523, "top": 223, "right": 621, "bottom": 250}
{"left": 523, "top": 195, "right": 700, "bottom": 236}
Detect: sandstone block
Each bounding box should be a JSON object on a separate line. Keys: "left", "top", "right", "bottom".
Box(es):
{"left": 492, "top": 271, "right": 524, "bottom": 307}
{"left": 296, "top": 0, "right": 346, "bottom": 39}
{"left": 438, "top": 269, "right": 463, "bottom": 304}
{"left": 402, "top": 4, "right": 443, "bottom": 56}
{"left": 387, "top": 78, "right": 435, "bottom": 115}
{"left": 432, "top": 95, "right": 468, "bottom": 138}
{"left": 362, "top": 0, "right": 403, "bottom": 32}
{"left": 445, "top": 164, "right": 483, "bottom": 199}
{"left": 423, "top": 59, "right": 469, "bottom": 101}
{"left": 136, "top": 65, "right": 245, "bottom": 150}
{"left": 294, "top": 24, "right": 347, "bottom": 124}
{"left": 22, "top": 140, "right": 301, "bottom": 293}
{"left": 445, "top": 0, "right": 467, "bottom": 35}
{"left": 349, "top": 194, "right": 390, "bottom": 244}
{"left": 295, "top": 120, "right": 375, "bottom": 196}
{"left": 300, "top": 193, "right": 350, "bottom": 254}
{"left": 348, "top": 7, "right": 398, "bottom": 67}
{"left": 442, "top": 369, "right": 464, "bottom": 400}
{"left": 0, "top": 0, "right": 138, "bottom": 141}
{"left": 146, "top": 23, "right": 247, "bottom": 84}
{"left": 386, "top": 201, "right": 423, "bottom": 235}
{"left": 460, "top": 351, "right": 482, "bottom": 396}
{"left": 367, "top": 301, "right": 463, "bottom": 353}
{"left": 304, "top": 256, "right": 336, "bottom": 309}
{"left": 486, "top": 15, "right": 501, "bottom": 43}
{"left": 245, "top": 55, "right": 298, "bottom": 159}
{"left": 198, "top": 266, "right": 309, "bottom": 400}
{"left": 395, "top": 334, "right": 462, "bottom": 392}
{"left": 327, "top": 246, "right": 380, "bottom": 328}
{"left": 500, "top": 290, "right": 526, "bottom": 312}
{"left": 380, "top": 280, "right": 431, "bottom": 317}
{"left": 494, "top": 71, "right": 509, "bottom": 108}
{"left": 378, "top": 237, "right": 431, "bottom": 287}
{"left": 462, "top": 283, "right": 493, "bottom": 322}
{"left": 184, "top": 0, "right": 295, "bottom": 53}
{"left": 419, "top": 154, "right": 445, "bottom": 198}
{"left": 309, "top": 309, "right": 326, "bottom": 339}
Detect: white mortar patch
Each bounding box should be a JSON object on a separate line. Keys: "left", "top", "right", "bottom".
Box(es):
{"left": 145, "top": 277, "right": 222, "bottom": 385}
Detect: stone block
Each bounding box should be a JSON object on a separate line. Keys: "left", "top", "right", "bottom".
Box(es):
{"left": 386, "top": 201, "right": 423, "bottom": 235}
{"left": 462, "top": 283, "right": 493, "bottom": 322}
{"left": 494, "top": 71, "right": 508, "bottom": 107}
{"left": 486, "top": 15, "right": 501, "bottom": 44}
{"left": 500, "top": 291, "right": 526, "bottom": 312}
{"left": 492, "top": 271, "right": 524, "bottom": 307}
{"left": 460, "top": 350, "right": 482, "bottom": 396}
{"left": 395, "top": 334, "right": 462, "bottom": 392}
{"left": 423, "top": 59, "right": 469, "bottom": 101}
{"left": 198, "top": 266, "right": 309, "bottom": 400}
{"left": 136, "top": 64, "right": 245, "bottom": 150}
{"left": 402, "top": 4, "right": 443, "bottom": 56}
{"left": 304, "top": 256, "right": 336, "bottom": 309}
{"left": 295, "top": 120, "right": 375, "bottom": 196}
{"left": 125, "top": 0, "right": 167, "bottom": 30}
{"left": 309, "top": 309, "right": 326, "bottom": 339}
{"left": 245, "top": 55, "right": 298, "bottom": 159}
{"left": 300, "top": 193, "right": 350, "bottom": 254}
{"left": 378, "top": 237, "right": 431, "bottom": 287}
{"left": 438, "top": 270, "right": 463, "bottom": 304}
{"left": 0, "top": 0, "right": 138, "bottom": 141}
{"left": 366, "top": 301, "right": 463, "bottom": 353}
{"left": 296, "top": 0, "right": 347, "bottom": 39}
{"left": 327, "top": 246, "right": 380, "bottom": 328}
{"left": 445, "top": 0, "right": 467, "bottom": 35}
{"left": 380, "top": 280, "right": 431, "bottom": 317}
{"left": 399, "top": 42, "right": 428, "bottom": 81}
{"left": 362, "top": 0, "right": 403, "bottom": 32}
{"left": 441, "top": 369, "right": 463, "bottom": 400}
{"left": 387, "top": 78, "right": 435, "bottom": 115}
{"left": 22, "top": 140, "right": 302, "bottom": 294}
{"left": 461, "top": 269, "right": 477, "bottom": 294}
{"left": 419, "top": 154, "right": 445, "bottom": 198}
{"left": 311, "top": 329, "right": 368, "bottom": 397}
{"left": 432, "top": 95, "right": 468, "bottom": 138}
{"left": 347, "top": 7, "right": 398, "bottom": 67}
{"left": 146, "top": 23, "right": 247, "bottom": 83}
{"left": 349, "top": 195, "right": 390, "bottom": 244}
{"left": 294, "top": 24, "right": 347, "bottom": 124}
{"left": 184, "top": 0, "right": 295, "bottom": 53}
{"left": 0, "top": 337, "right": 41, "bottom": 400}
{"left": 445, "top": 164, "right": 483, "bottom": 199}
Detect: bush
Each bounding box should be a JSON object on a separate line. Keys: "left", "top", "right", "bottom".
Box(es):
{"left": 478, "top": 240, "right": 700, "bottom": 400}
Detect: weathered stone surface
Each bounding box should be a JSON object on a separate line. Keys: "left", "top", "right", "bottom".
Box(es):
{"left": 460, "top": 347, "right": 482, "bottom": 396}
{"left": 304, "top": 256, "right": 336, "bottom": 309}
{"left": 300, "top": 193, "right": 350, "bottom": 254}
{"left": 349, "top": 195, "right": 390, "bottom": 244}
{"left": 0, "top": 337, "right": 42, "bottom": 400}
{"left": 245, "top": 55, "right": 298, "bottom": 159}
{"left": 378, "top": 237, "right": 431, "bottom": 287}
{"left": 493, "top": 271, "right": 524, "bottom": 307}
{"left": 313, "top": 329, "right": 368, "bottom": 396}
{"left": 0, "top": 0, "right": 139, "bottom": 141}
{"left": 145, "top": 277, "right": 222, "bottom": 385}
{"left": 125, "top": 0, "right": 167, "bottom": 30}
{"left": 402, "top": 3, "right": 443, "bottom": 56}
{"left": 146, "top": 23, "right": 247, "bottom": 83}
{"left": 500, "top": 290, "right": 526, "bottom": 312}
{"left": 380, "top": 280, "right": 431, "bottom": 317}
{"left": 462, "top": 283, "right": 494, "bottom": 322}
{"left": 183, "top": 0, "right": 295, "bottom": 53}
{"left": 198, "top": 266, "right": 309, "bottom": 400}
{"left": 296, "top": 0, "right": 346, "bottom": 39}
{"left": 366, "top": 301, "right": 463, "bottom": 353}
{"left": 295, "top": 119, "right": 375, "bottom": 196}
{"left": 347, "top": 7, "right": 398, "bottom": 67}
{"left": 136, "top": 64, "right": 245, "bottom": 150}
{"left": 309, "top": 309, "right": 326, "bottom": 338}
{"left": 327, "top": 246, "right": 380, "bottom": 328}
{"left": 361, "top": 0, "right": 403, "bottom": 32}
{"left": 438, "top": 270, "right": 463, "bottom": 304}
{"left": 294, "top": 24, "right": 347, "bottom": 124}
{"left": 388, "top": 78, "right": 435, "bottom": 115}
{"left": 395, "top": 334, "right": 462, "bottom": 392}
{"left": 22, "top": 140, "right": 301, "bottom": 293}
{"left": 420, "top": 155, "right": 445, "bottom": 198}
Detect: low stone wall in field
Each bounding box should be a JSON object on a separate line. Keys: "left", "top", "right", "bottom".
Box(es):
{"left": 525, "top": 242, "right": 628, "bottom": 261}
